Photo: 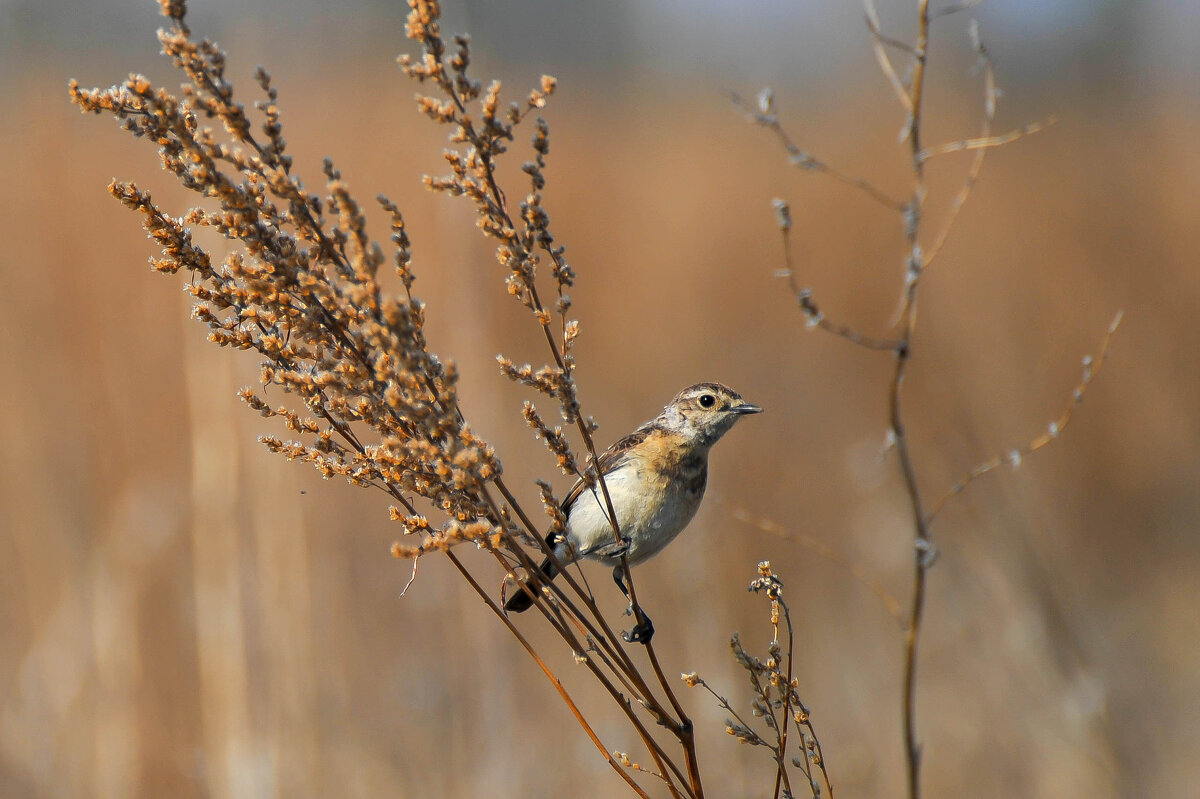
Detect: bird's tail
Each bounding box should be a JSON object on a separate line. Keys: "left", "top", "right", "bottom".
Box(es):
{"left": 503, "top": 547, "right": 562, "bottom": 613}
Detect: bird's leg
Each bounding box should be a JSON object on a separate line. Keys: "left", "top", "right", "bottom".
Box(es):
{"left": 612, "top": 565, "right": 633, "bottom": 616}
{"left": 613, "top": 565, "right": 655, "bottom": 645}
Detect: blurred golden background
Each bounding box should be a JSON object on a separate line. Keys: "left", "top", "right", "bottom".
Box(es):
{"left": 2, "top": 1, "right": 1198, "bottom": 797}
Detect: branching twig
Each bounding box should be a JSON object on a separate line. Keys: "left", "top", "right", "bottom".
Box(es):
{"left": 863, "top": 0, "right": 915, "bottom": 114}
{"left": 926, "top": 311, "right": 1123, "bottom": 524}
{"left": 684, "top": 564, "right": 833, "bottom": 799}
{"left": 771, "top": 199, "right": 903, "bottom": 352}
{"left": 446, "top": 552, "right": 654, "bottom": 799}
{"left": 752, "top": 6, "right": 1109, "bottom": 799}
{"left": 918, "top": 118, "right": 1054, "bottom": 163}
{"left": 727, "top": 503, "right": 905, "bottom": 626}
{"left": 734, "top": 92, "right": 906, "bottom": 212}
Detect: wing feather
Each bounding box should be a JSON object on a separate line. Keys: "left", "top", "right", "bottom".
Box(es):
{"left": 558, "top": 422, "right": 656, "bottom": 515}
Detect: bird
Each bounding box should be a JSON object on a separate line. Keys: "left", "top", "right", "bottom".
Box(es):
{"left": 503, "top": 382, "right": 762, "bottom": 643}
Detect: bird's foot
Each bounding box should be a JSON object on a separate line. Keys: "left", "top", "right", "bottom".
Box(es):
{"left": 622, "top": 616, "right": 655, "bottom": 645}
{"left": 598, "top": 538, "right": 632, "bottom": 560}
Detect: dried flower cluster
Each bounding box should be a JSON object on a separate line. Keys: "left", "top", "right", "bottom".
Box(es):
{"left": 70, "top": 3, "right": 714, "bottom": 797}
{"left": 683, "top": 562, "right": 833, "bottom": 799}
{"left": 67, "top": 0, "right": 583, "bottom": 566}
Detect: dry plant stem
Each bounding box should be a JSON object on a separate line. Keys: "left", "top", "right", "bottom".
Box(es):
{"left": 882, "top": 2, "right": 933, "bottom": 798}
{"left": 917, "top": 119, "right": 1053, "bottom": 162}
{"left": 444, "top": 551, "right": 654, "bottom": 799}
{"left": 490, "top": 479, "right": 645, "bottom": 684}
{"left": 398, "top": 10, "right": 699, "bottom": 789}
{"left": 490, "top": 477, "right": 700, "bottom": 797}
{"left": 704, "top": 567, "right": 832, "bottom": 799}
{"left": 492, "top": 541, "right": 695, "bottom": 798}
{"left": 481, "top": 485, "right": 697, "bottom": 796}
{"left": 777, "top": 225, "right": 901, "bottom": 351}
{"left": 796, "top": 708, "right": 832, "bottom": 798}
{"left": 771, "top": 602, "right": 797, "bottom": 799}
{"left": 764, "top": 5, "right": 1094, "bottom": 799}
{"left": 734, "top": 93, "right": 905, "bottom": 212}
{"left": 466, "top": 78, "right": 705, "bottom": 799}
{"left": 728, "top": 504, "right": 905, "bottom": 625}
{"left": 530, "top": 591, "right": 693, "bottom": 799}
{"left": 96, "top": 4, "right": 686, "bottom": 791}
{"left": 926, "top": 311, "right": 1124, "bottom": 524}
{"left": 419, "top": 26, "right": 670, "bottom": 726}
{"left": 645, "top": 647, "right": 702, "bottom": 797}
{"left": 921, "top": 31, "right": 1047, "bottom": 274}
{"left": 777, "top": 595, "right": 833, "bottom": 798}
{"left": 863, "top": 0, "right": 914, "bottom": 114}
{"left": 921, "top": 24, "right": 995, "bottom": 272}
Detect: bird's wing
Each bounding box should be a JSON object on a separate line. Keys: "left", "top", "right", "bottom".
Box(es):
{"left": 557, "top": 423, "right": 654, "bottom": 516}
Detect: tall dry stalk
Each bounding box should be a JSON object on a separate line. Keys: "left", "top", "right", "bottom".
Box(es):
{"left": 68, "top": 1, "right": 817, "bottom": 796}
{"left": 740, "top": 3, "right": 1120, "bottom": 798}
{"left": 68, "top": 1, "right": 1119, "bottom": 796}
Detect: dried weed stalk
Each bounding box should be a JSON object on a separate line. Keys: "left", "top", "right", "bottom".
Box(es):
{"left": 740, "top": 3, "right": 1120, "bottom": 799}
{"left": 69, "top": 1, "right": 707, "bottom": 796}
{"left": 683, "top": 563, "right": 833, "bottom": 799}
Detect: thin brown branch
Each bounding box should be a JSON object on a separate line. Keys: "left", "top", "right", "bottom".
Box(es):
{"left": 895, "top": 5, "right": 931, "bottom": 799}
{"left": 918, "top": 118, "right": 1054, "bottom": 163}
{"left": 484, "top": 482, "right": 698, "bottom": 797}
{"left": 727, "top": 504, "right": 905, "bottom": 626}
{"left": 921, "top": 20, "right": 995, "bottom": 273}
{"left": 407, "top": 28, "right": 699, "bottom": 789}
{"left": 781, "top": 598, "right": 834, "bottom": 799}
{"left": 734, "top": 93, "right": 906, "bottom": 212}
{"left": 478, "top": 531, "right": 696, "bottom": 797}
{"left": 926, "top": 310, "right": 1123, "bottom": 524}
{"left": 614, "top": 752, "right": 673, "bottom": 790}
{"left": 644, "top": 642, "right": 703, "bottom": 797}
{"left": 538, "top": 596, "right": 696, "bottom": 799}
{"left": 491, "top": 478, "right": 646, "bottom": 688}
{"left": 863, "top": 0, "right": 915, "bottom": 113}
{"left": 772, "top": 204, "right": 903, "bottom": 351}
{"left": 444, "top": 552, "right": 654, "bottom": 799}
{"left": 773, "top": 595, "right": 796, "bottom": 799}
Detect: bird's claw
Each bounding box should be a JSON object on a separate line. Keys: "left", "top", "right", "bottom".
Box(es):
{"left": 622, "top": 617, "right": 655, "bottom": 645}
{"left": 603, "top": 538, "right": 632, "bottom": 559}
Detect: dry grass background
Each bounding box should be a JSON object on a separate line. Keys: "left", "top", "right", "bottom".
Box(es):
{"left": 2, "top": 1, "right": 1199, "bottom": 797}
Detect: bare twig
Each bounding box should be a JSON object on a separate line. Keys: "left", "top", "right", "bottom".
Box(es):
{"left": 918, "top": 118, "right": 1054, "bottom": 163}
{"left": 733, "top": 92, "right": 906, "bottom": 211}
{"left": 926, "top": 311, "right": 1123, "bottom": 524}
{"left": 754, "top": 5, "right": 1109, "bottom": 799}
{"left": 920, "top": 20, "right": 996, "bottom": 273}
{"left": 727, "top": 503, "right": 905, "bottom": 626}
{"left": 398, "top": 554, "right": 419, "bottom": 596}
{"left": 890, "top": 4, "right": 932, "bottom": 798}
{"left": 772, "top": 199, "right": 904, "bottom": 352}
{"left": 863, "top": 0, "right": 915, "bottom": 114}
{"left": 614, "top": 752, "right": 671, "bottom": 788}
{"left": 446, "top": 552, "right": 654, "bottom": 799}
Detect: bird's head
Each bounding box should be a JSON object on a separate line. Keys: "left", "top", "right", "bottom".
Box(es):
{"left": 661, "top": 382, "right": 762, "bottom": 448}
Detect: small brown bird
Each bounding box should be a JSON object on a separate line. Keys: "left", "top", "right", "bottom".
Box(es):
{"left": 504, "top": 382, "right": 762, "bottom": 643}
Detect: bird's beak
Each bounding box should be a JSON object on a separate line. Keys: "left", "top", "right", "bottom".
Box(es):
{"left": 732, "top": 401, "right": 763, "bottom": 415}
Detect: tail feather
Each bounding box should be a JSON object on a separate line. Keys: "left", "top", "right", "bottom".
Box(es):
{"left": 503, "top": 555, "right": 560, "bottom": 613}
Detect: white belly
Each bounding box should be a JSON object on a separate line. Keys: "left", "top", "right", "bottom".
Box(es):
{"left": 558, "top": 464, "right": 700, "bottom": 567}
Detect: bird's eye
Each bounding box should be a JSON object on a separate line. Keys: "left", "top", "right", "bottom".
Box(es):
{"left": 698, "top": 394, "right": 716, "bottom": 408}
